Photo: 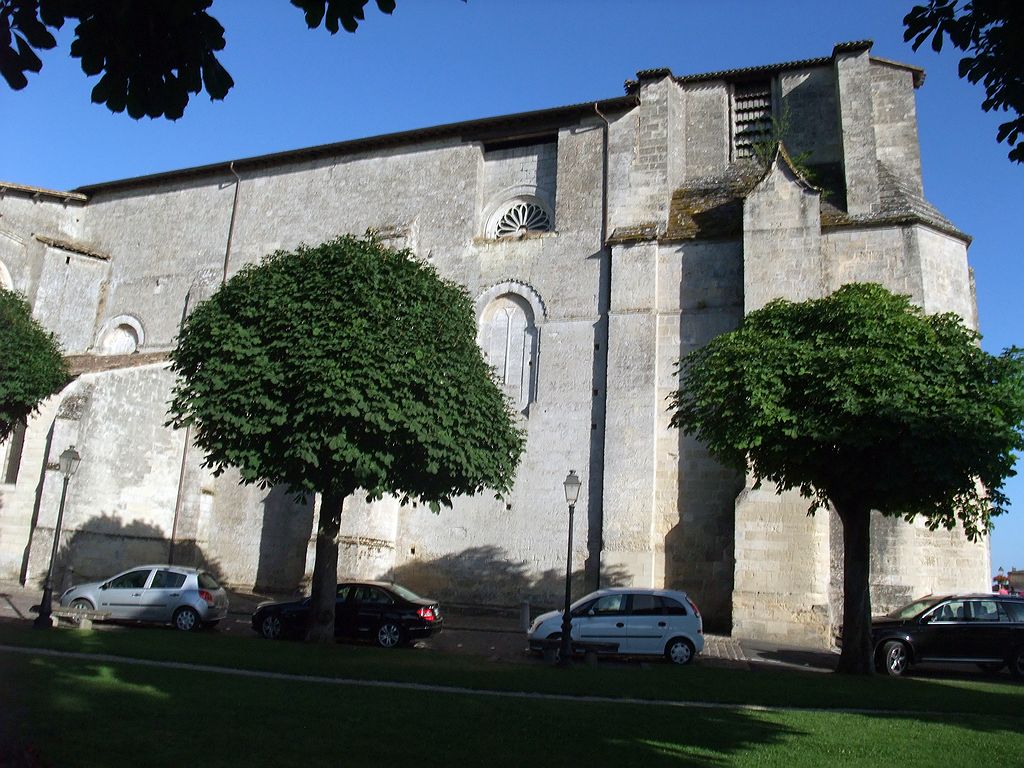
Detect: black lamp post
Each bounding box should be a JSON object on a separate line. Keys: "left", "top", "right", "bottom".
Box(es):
{"left": 559, "top": 469, "right": 582, "bottom": 666}
{"left": 33, "top": 445, "right": 81, "bottom": 629}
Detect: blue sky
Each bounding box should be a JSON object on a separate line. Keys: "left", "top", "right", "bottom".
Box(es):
{"left": 1, "top": 0, "right": 1020, "bottom": 573}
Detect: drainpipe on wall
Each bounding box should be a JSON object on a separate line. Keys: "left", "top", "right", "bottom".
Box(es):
{"left": 168, "top": 288, "right": 193, "bottom": 566}
{"left": 222, "top": 162, "right": 242, "bottom": 284}
{"left": 589, "top": 103, "right": 612, "bottom": 590}
{"left": 169, "top": 163, "right": 242, "bottom": 564}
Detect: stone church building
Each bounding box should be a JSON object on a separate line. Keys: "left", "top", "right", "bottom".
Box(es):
{"left": 0, "top": 41, "right": 989, "bottom": 645}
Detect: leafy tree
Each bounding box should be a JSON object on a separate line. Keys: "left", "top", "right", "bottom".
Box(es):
{"left": 167, "top": 235, "right": 525, "bottom": 641}
{"left": 0, "top": 0, "right": 397, "bottom": 119}
{"left": 0, "top": 287, "right": 68, "bottom": 441}
{"left": 904, "top": 1, "right": 1024, "bottom": 163}
{"left": 669, "top": 283, "right": 1024, "bottom": 675}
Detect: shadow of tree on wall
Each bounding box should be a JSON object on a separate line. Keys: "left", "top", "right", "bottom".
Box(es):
{"left": 255, "top": 486, "right": 313, "bottom": 595}
{"left": 387, "top": 545, "right": 630, "bottom": 611}
{"left": 39, "top": 513, "right": 225, "bottom": 590}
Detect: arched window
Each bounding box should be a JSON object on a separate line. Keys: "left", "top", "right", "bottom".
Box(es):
{"left": 97, "top": 315, "right": 144, "bottom": 355}
{"left": 476, "top": 282, "right": 545, "bottom": 415}
{"left": 487, "top": 196, "right": 553, "bottom": 239}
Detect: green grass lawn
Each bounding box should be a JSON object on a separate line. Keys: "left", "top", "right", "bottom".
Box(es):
{"left": 2, "top": 622, "right": 1022, "bottom": 767}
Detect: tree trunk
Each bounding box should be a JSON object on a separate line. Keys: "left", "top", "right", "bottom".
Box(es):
{"left": 835, "top": 501, "right": 874, "bottom": 675}
{"left": 306, "top": 491, "right": 346, "bottom": 643}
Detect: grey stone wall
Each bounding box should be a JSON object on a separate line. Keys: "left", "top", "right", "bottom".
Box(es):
{"left": 0, "top": 47, "right": 991, "bottom": 646}
{"left": 871, "top": 61, "right": 924, "bottom": 197}
{"left": 683, "top": 82, "right": 729, "bottom": 179}
{"left": 835, "top": 49, "right": 881, "bottom": 215}
{"left": 780, "top": 67, "right": 842, "bottom": 164}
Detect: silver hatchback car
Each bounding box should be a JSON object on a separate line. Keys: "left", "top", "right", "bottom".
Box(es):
{"left": 59, "top": 565, "right": 229, "bottom": 631}
{"left": 527, "top": 587, "right": 705, "bottom": 664}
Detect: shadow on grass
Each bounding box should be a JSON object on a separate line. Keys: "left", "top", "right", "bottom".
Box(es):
{"left": 3, "top": 653, "right": 804, "bottom": 767}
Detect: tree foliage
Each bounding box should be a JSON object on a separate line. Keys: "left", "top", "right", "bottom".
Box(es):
{"left": 0, "top": 287, "right": 68, "bottom": 441}
{"left": 0, "top": 0, "right": 397, "bottom": 119}
{"left": 167, "top": 235, "right": 525, "bottom": 640}
{"left": 669, "top": 283, "right": 1024, "bottom": 674}
{"left": 905, "top": 1, "right": 1024, "bottom": 163}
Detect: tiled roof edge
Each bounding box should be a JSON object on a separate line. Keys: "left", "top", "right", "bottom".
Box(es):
{"left": 0, "top": 181, "right": 88, "bottom": 203}
{"left": 73, "top": 96, "right": 638, "bottom": 195}
{"left": 624, "top": 40, "right": 885, "bottom": 93}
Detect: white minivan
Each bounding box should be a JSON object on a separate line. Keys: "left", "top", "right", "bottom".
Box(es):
{"left": 527, "top": 587, "right": 704, "bottom": 664}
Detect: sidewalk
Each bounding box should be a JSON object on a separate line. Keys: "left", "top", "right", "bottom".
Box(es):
{"left": 0, "top": 581, "right": 838, "bottom": 672}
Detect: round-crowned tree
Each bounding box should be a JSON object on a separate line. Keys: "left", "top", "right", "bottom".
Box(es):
{"left": 0, "top": 287, "right": 68, "bottom": 441}
{"left": 669, "top": 283, "right": 1024, "bottom": 675}
{"left": 168, "top": 235, "right": 525, "bottom": 641}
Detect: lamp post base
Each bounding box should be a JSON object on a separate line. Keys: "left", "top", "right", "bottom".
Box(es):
{"left": 32, "top": 586, "right": 54, "bottom": 630}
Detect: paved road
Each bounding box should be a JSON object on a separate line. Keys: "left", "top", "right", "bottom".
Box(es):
{"left": 1, "top": 580, "right": 836, "bottom": 671}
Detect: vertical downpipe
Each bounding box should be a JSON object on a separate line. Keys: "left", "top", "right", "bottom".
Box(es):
{"left": 169, "top": 163, "right": 242, "bottom": 564}
{"left": 589, "top": 103, "right": 612, "bottom": 590}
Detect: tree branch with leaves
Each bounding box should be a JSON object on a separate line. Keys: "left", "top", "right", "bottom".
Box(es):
{"left": 905, "top": 1, "right": 1024, "bottom": 163}
{"left": 669, "top": 283, "right": 1024, "bottom": 674}
{"left": 167, "top": 235, "right": 524, "bottom": 641}
{"left": 1, "top": 0, "right": 398, "bottom": 119}
{"left": 0, "top": 287, "right": 68, "bottom": 441}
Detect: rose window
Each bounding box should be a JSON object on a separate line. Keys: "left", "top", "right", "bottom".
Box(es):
{"left": 494, "top": 200, "right": 552, "bottom": 238}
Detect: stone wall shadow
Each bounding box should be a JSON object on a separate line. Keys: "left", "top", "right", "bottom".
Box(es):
{"left": 665, "top": 242, "right": 744, "bottom": 636}
{"left": 42, "top": 513, "right": 225, "bottom": 590}
{"left": 255, "top": 486, "right": 313, "bottom": 594}
{"left": 388, "top": 545, "right": 630, "bottom": 611}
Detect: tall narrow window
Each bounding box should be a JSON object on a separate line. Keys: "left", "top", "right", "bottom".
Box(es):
{"left": 732, "top": 80, "right": 773, "bottom": 159}
{"left": 480, "top": 294, "right": 538, "bottom": 414}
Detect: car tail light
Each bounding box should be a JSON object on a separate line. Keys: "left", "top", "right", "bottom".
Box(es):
{"left": 199, "top": 590, "right": 215, "bottom": 607}
{"left": 685, "top": 595, "right": 701, "bottom": 619}
{"left": 417, "top": 606, "right": 436, "bottom": 622}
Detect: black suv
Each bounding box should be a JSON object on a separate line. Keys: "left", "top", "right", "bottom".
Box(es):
{"left": 871, "top": 594, "right": 1024, "bottom": 677}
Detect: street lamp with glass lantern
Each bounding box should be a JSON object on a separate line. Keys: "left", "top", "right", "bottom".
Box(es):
{"left": 33, "top": 446, "right": 82, "bottom": 629}
{"left": 559, "top": 469, "right": 582, "bottom": 666}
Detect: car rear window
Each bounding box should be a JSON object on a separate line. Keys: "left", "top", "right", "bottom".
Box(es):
{"left": 1003, "top": 601, "right": 1024, "bottom": 622}
{"left": 197, "top": 572, "right": 221, "bottom": 590}
{"left": 662, "top": 598, "right": 688, "bottom": 616}
{"left": 388, "top": 584, "right": 422, "bottom": 602}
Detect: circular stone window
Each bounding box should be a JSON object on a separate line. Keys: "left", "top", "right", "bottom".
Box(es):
{"left": 492, "top": 199, "right": 552, "bottom": 239}
{"left": 101, "top": 325, "right": 140, "bottom": 355}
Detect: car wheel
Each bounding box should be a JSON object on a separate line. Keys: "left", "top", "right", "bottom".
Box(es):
{"left": 977, "top": 661, "right": 1005, "bottom": 674}
{"left": 665, "top": 637, "right": 695, "bottom": 665}
{"left": 173, "top": 607, "right": 200, "bottom": 632}
{"left": 260, "top": 613, "right": 282, "bottom": 640}
{"left": 68, "top": 598, "right": 93, "bottom": 625}
{"left": 376, "top": 621, "right": 403, "bottom": 648}
{"left": 881, "top": 641, "right": 910, "bottom": 677}
{"left": 1010, "top": 647, "right": 1024, "bottom": 679}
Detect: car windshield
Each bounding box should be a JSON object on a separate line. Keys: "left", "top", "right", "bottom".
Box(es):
{"left": 569, "top": 591, "right": 606, "bottom": 612}
{"left": 387, "top": 584, "right": 423, "bottom": 602}
{"left": 886, "top": 597, "right": 941, "bottom": 620}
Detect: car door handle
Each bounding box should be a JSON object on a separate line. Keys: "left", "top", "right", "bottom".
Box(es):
{"left": 616, "top": 622, "right": 624, "bottom": 628}
{"left": 132, "top": 593, "right": 142, "bottom": 597}
{"left": 658, "top": 622, "right": 667, "bottom": 627}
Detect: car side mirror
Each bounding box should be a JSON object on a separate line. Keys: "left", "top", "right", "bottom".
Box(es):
{"left": 587, "top": 608, "right": 596, "bottom": 616}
